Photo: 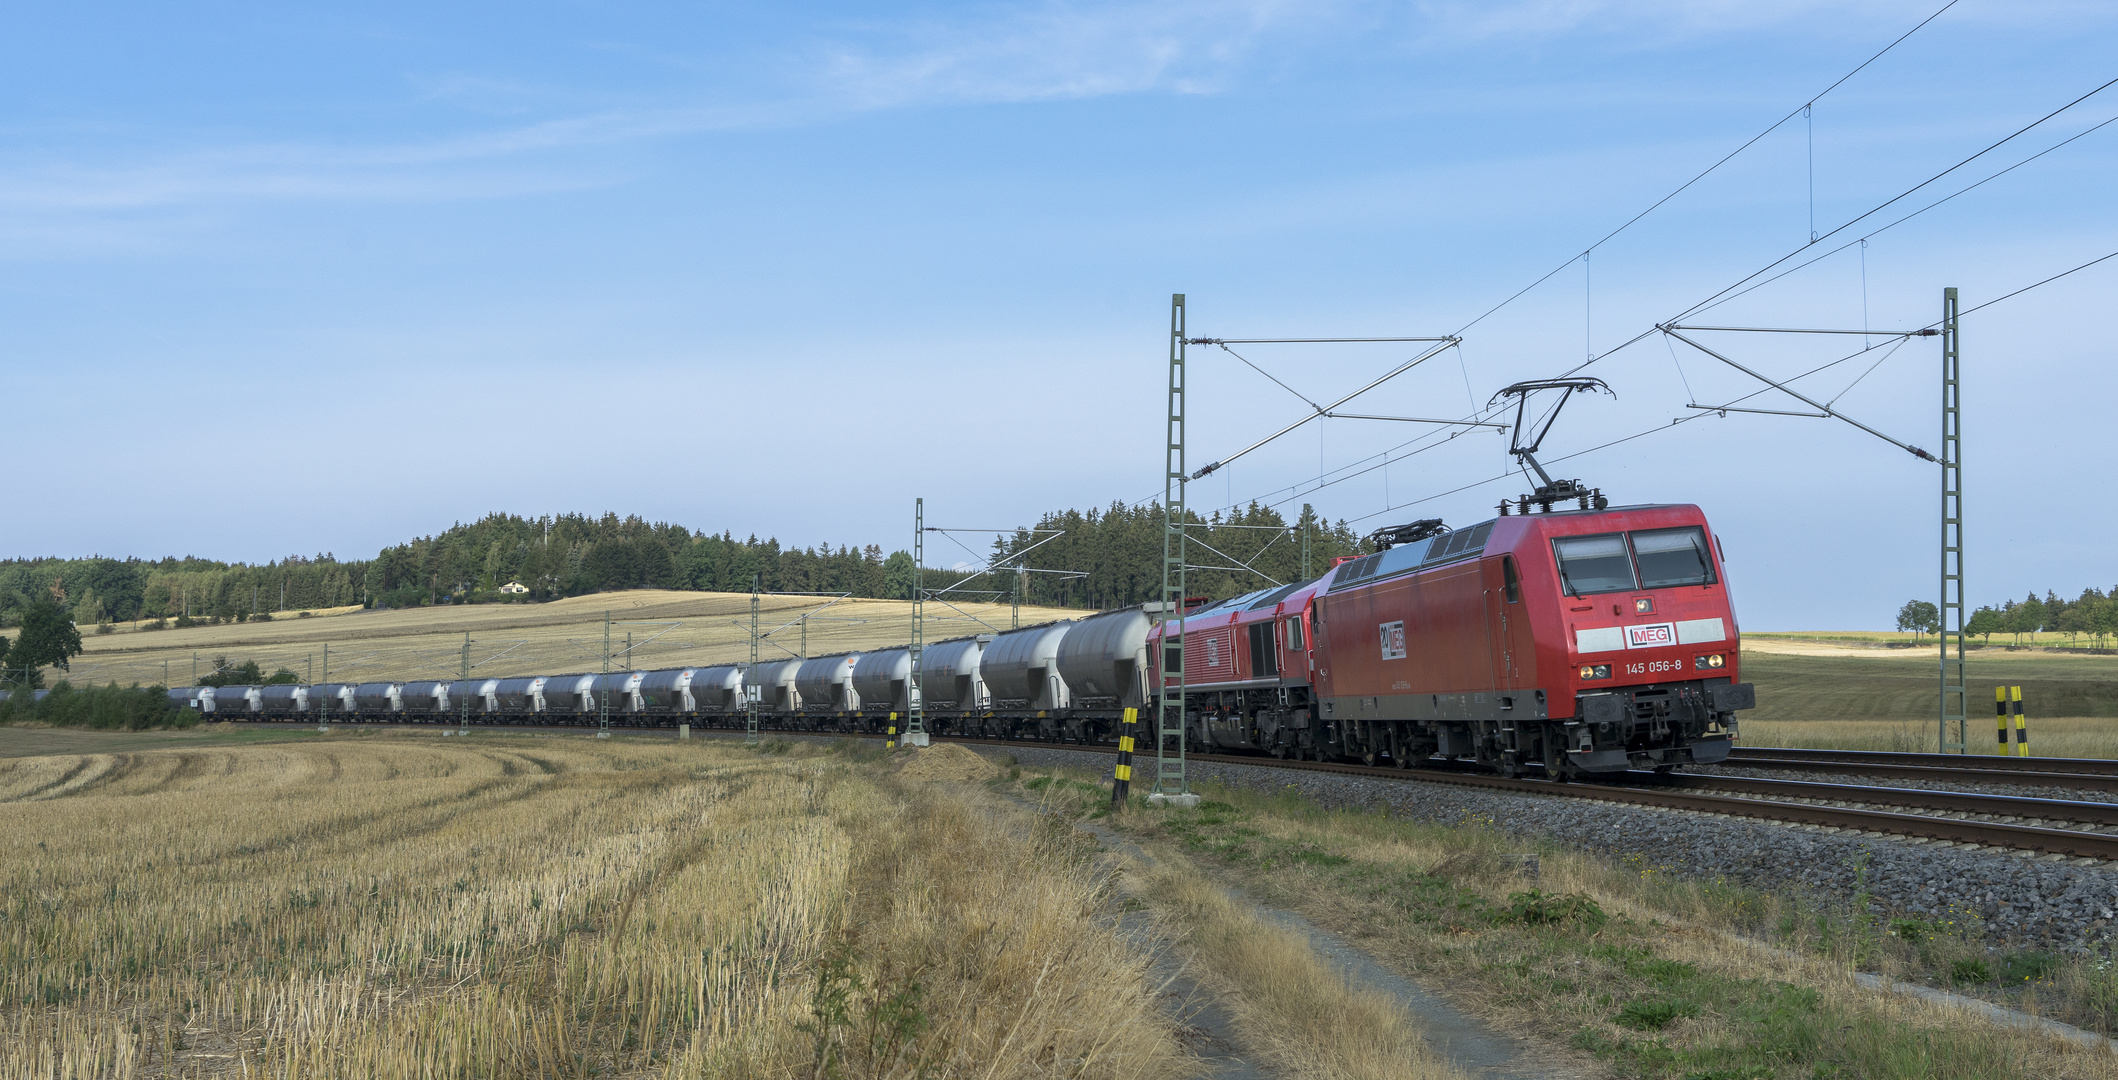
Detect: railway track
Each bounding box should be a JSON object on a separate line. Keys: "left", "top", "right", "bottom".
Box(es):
{"left": 1723, "top": 747, "right": 2118, "bottom": 793}
{"left": 226, "top": 720, "right": 2118, "bottom": 862}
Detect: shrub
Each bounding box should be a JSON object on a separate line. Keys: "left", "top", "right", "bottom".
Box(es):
{"left": 251, "top": 612, "right": 273, "bottom": 622}
{"left": 2003, "top": 951, "right": 2060, "bottom": 983}
{"left": 1499, "top": 890, "right": 1609, "bottom": 930}
{"left": 143, "top": 618, "right": 169, "bottom": 631}
{"left": 0, "top": 681, "right": 191, "bottom": 730}
{"left": 173, "top": 615, "right": 196, "bottom": 628}
{"left": 1614, "top": 998, "right": 1699, "bottom": 1031}
{"left": 1951, "top": 958, "right": 1992, "bottom": 984}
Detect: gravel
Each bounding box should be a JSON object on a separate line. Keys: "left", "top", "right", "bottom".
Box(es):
{"left": 1694, "top": 763, "right": 2118, "bottom": 807}
{"left": 993, "top": 745, "right": 2118, "bottom": 951}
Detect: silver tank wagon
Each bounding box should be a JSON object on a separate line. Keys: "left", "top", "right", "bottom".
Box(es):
{"left": 919, "top": 636, "right": 989, "bottom": 710}
{"left": 1055, "top": 607, "right": 1152, "bottom": 709}
{"left": 689, "top": 666, "right": 743, "bottom": 711}
{"left": 746, "top": 659, "right": 803, "bottom": 713}
{"left": 543, "top": 674, "right": 596, "bottom": 715}
{"left": 354, "top": 682, "right": 401, "bottom": 715}
{"left": 982, "top": 621, "right": 1074, "bottom": 710}
{"left": 796, "top": 653, "right": 861, "bottom": 712}
{"left": 490, "top": 676, "right": 545, "bottom": 714}
{"left": 852, "top": 648, "right": 911, "bottom": 713}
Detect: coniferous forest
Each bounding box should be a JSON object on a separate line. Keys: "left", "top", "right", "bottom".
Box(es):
{"left": 0, "top": 503, "right": 1367, "bottom": 629}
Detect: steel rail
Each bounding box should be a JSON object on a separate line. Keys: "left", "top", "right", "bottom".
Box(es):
{"left": 1731, "top": 747, "right": 2118, "bottom": 776}
{"left": 1663, "top": 773, "right": 2118, "bottom": 827}
{"left": 220, "top": 721, "right": 2118, "bottom": 859}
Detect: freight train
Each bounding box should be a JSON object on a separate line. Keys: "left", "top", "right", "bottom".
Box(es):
{"left": 174, "top": 501, "right": 1753, "bottom": 778}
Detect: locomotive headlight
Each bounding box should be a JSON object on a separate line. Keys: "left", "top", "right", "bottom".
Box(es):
{"left": 1695, "top": 653, "right": 1726, "bottom": 670}
{"left": 1578, "top": 664, "right": 1611, "bottom": 681}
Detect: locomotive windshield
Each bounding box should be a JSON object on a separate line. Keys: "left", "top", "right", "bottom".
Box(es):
{"left": 1554, "top": 527, "right": 1719, "bottom": 594}
{"left": 1631, "top": 526, "right": 1718, "bottom": 588}
{"left": 1553, "top": 534, "right": 1636, "bottom": 594}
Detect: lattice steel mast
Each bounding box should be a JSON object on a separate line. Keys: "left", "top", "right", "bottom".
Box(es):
{"left": 1940, "top": 287, "right": 1967, "bottom": 753}
{"left": 1155, "top": 294, "right": 1191, "bottom": 801}
{"left": 906, "top": 497, "right": 928, "bottom": 747}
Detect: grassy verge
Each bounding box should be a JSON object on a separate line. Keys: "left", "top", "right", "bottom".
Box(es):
{"left": 1740, "top": 715, "right": 2118, "bottom": 757}
{"left": 1742, "top": 648, "right": 2118, "bottom": 725}
{"left": 1, "top": 736, "right": 1193, "bottom": 1078}
{"left": 1009, "top": 764, "right": 2118, "bottom": 1080}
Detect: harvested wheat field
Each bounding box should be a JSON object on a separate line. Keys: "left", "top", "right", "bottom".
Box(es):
{"left": 68, "top": 589, "right": 1085, "bottom": 688}
{"left": 0, "top": 734, "right": 1194, "bottom": 1079}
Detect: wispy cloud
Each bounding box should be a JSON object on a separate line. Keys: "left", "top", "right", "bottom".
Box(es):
{"left": 804, "top": 0, "right": 1314, "bottom": 108}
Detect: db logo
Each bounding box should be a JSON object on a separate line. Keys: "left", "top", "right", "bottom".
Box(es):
{"left": 1626, "top": 623, "right": 1675, "bottom": 649}
{"left": 1378, "top": 621, "right": 1407, "bottom": 661}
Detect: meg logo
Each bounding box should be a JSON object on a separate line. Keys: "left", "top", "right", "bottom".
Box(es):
{"left": 1379, "top": 621, "right": 1407, "bottom": 660}
{"left": 1626, "top": 623, "right": 1676, "bottom": 649}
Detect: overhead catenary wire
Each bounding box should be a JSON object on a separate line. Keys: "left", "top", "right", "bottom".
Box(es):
{"left": 1441, "top": 0, "right": 1963, "bottom": 344}
{"left": 1672, "top": 73, "right": 2118, "bottom": 325}
{"left": 1179, "top": 3, "right": 1971, "bottom": 521}
{"left": 1687, "top": 107, "right": 2118, "bottom": 320}
{"left": 1165, "top": 1, "right": 2094, "bottom": 530}
{"left": 1342, "top": 245, "right": 2118, "bottom": 525}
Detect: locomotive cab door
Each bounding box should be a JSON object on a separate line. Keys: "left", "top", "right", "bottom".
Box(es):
{"left": 1482, "top": 554, "right": 1524, "bottom": 699}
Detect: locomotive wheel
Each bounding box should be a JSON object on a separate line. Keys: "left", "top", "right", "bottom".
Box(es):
{"left": 1271, "top": 746, "right": 1286, "bottom": 760}
{"left": 1361, "top": 750, "right": 1378, "bottom": 767}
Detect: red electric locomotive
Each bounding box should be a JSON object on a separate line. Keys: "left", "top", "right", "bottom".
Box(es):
{"left": 1312, "top": 504, "right": 1748, "bottom": 775}
{"left": 1154, "top": 504, "right": 1751, "bottom": 776}
{"left": 1151, "top": 379, "right": 1755, "bottom": 776}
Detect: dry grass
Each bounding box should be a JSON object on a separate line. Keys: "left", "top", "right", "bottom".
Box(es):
{"left": 0, "top": 735, "right": 1194, "bottom": 1078}
{"left": 1017, "top": 770, "right": 2118, "bottom": 1079}
{"left": 1741, "top": 715, "right": 2118, "bottom": 758}
{"left": 67, "top": 589, "right": 1084, "bottom": 688}
{"left": 1134, "top": 859, "right": 1469, "bottom": 1080}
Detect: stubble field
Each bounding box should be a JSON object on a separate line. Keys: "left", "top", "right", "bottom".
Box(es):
{"left": 65, "top": 590, "right": 1083, "bottom": 689}
{"left": 0, "top": 733, "right": 1193, "bottom": 1079}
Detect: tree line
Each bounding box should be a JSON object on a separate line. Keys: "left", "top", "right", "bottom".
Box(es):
{"left": 1898, "top": 587, "right": 2118, "bottom": 648}
{"left": 0, "top": 503, "right": 1368, "bottom": 635}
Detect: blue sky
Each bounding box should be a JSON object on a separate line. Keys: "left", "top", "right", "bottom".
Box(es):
{"left": 4, "top": 1, "right": 2114, "bottom": 629}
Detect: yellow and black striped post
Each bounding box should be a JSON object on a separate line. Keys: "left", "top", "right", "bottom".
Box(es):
{"left": 2011, "top": 686, "right": 2027, "bottom": 757}
{"left": 1996, "top": 687, "right": 2010, "bottom": 754}
{"left": 1111, "top": 707, "right": 1138, "bottom": 810}
{"left": 886, "top": 711, "right": 898, "bottom": 750}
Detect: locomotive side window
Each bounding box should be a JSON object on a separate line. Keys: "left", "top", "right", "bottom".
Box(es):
{"left": 1553, "top": 534, "right": 1636, "bottom": 595}
{"left": 1631, "top": 527, "right": 1718, "bottom": 588}
{"left": 1248, "top": 623, "right": 1279, "bottom": 678}
{"left": 1286, "top": 616, "right": 1305, "bottom": 651}
{"left": 1502, "top": 555, "right": 1520, "bottom": 603}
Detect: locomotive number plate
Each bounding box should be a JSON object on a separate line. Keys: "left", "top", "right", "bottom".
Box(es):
{"left": 1625, "top": 622, "right": 1676, "bottom": 649}
{"left": 1379, "top": 621, "right": 1407, "bottom": 660}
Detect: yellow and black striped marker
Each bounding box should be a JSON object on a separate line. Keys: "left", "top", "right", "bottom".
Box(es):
{"left": 1996, "top": 687, "right": 2009, "bottom": 753}
{"left": 1995, "top": 687, "right": 2027, "bottom": 757}
{"left": 886, "top": 711, "right": 898, "bottom": 750}
{"left": 1110, "top": 707, "right": 1138, "bottom": 810}
{"left": 2011, "top": 686, "right": 2027, "bottom": 757}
